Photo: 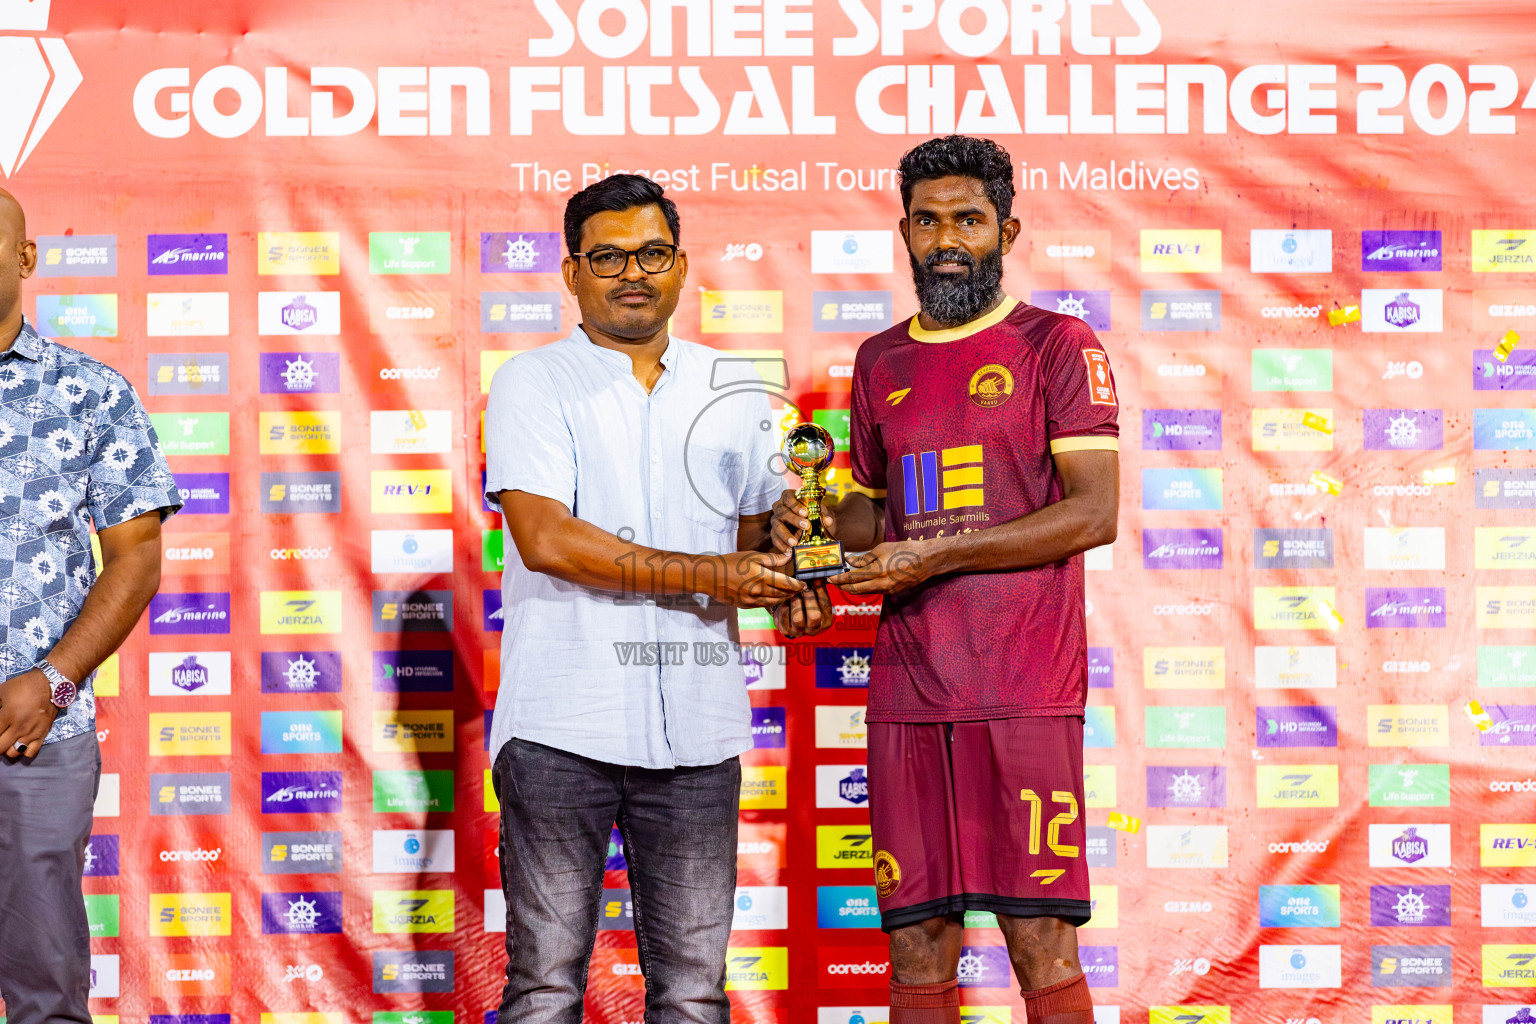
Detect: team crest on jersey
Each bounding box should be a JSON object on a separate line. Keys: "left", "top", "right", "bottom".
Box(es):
{"left": 1083, "top": 349, "right": 1117, "bottom": 406}
{"left": 873, "top": 849, "right": 902, "bottom": 898}
{"left": 968, "top": 364, "right": 1014, "bottom": 408}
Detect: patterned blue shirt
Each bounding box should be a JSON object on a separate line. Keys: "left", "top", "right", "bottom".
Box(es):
{"left": 1, "top": 318, "right": 181, "bottom": 744}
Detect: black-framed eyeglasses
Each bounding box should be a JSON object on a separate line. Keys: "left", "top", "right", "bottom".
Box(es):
{"left": 573, "top": 244, "right": 678, "bottom": 277}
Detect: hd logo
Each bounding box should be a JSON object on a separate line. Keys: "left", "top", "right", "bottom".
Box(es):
{"left": 0, "top": 0, "right": 82, "bottom": 178}
{"left": 372, "top": 890, "right": 454, "bottom": 934}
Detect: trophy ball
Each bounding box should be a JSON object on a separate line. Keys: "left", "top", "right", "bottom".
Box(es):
{"left": 783, "top": 422, "right": 835, "bottom": 474}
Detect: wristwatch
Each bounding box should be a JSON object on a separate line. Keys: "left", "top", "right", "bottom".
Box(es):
{"left": 37, "top": 659, "right": 77, "bottom": 709}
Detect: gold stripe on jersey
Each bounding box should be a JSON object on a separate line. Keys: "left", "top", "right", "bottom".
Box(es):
{"left": 908, "top": 296, "right": 1020, "bottom": 343}
{"left": 1049, "top": 436, "right": 1120, "bottom": 454}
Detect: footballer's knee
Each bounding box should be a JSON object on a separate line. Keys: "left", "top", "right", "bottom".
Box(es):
{"left": 888, "top": 915, "right": 964, "bottom": 984}
{"left": 997, "top": 914, "right": 1080, "bottom": 988}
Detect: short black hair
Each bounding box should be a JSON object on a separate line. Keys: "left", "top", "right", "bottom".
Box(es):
{"left": 563, "top": 174, "right": 681, "bottom": 256}
{"left": 898, "top": 135, "right": 1015, "bottom": 222}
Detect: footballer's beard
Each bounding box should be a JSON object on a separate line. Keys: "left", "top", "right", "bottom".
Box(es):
{"left": 909, "top": 244, "right": 1006, "bottom": 328}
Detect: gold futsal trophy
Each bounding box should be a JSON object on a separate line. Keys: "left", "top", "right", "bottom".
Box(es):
{"left": 783, "top": 422, "right": 847, "bottom": 580}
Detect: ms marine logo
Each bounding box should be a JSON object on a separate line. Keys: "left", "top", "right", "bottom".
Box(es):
{"left": 968, "top": 364, "right": 1013, "bottom": 408}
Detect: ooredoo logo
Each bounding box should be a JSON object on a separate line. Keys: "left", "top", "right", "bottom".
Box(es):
{"left": 0, "top": 0, "right": 82, "bottom": 178}
{"left": 818, "top": 946, "right": 891, "bottom": 987}
{"left": 1490, "top": 778, "right": 1536, "bottom": 793}
{"left": 158, "top": 846, "right": 223, "bottom": 864}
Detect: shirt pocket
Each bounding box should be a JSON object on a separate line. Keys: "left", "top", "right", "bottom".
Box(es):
{"left": 682, "top": 444, "right": 745, "bottom": 534}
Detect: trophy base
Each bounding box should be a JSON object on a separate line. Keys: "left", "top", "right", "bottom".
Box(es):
{"left": 791, "top": 539, "right": 846, "bottom": 581}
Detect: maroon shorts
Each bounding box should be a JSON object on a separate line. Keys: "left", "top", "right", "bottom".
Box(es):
{"left": 867, "top": 717, "right": 1091, "bottom": 932}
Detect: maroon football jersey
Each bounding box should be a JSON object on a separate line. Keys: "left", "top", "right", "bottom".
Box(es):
{"left": 849, "top": 296, "right": 1119, "bottom": 722}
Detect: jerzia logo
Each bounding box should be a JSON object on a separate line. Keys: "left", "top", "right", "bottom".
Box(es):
{"left": 0, "top": 0, "right": 82, "bottom": 177}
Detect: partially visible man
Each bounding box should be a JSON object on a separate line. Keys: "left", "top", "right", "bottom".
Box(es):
{"left": 0, "top": 188, "right": 181, "bottom": 1024}
{"left": 772, "top": 137, "right": 1119, "bottom": 1024}
{"left": 485, "top": 174, "right": 816, "bottom": 1024}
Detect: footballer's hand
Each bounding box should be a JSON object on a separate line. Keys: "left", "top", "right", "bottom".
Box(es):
{"left": 769, "top": 488, "right": 837, "bottom": 553}
{"left": 828, "top": 541, "right": 933, "bottom": 596}
{"left": 772, "top": 582, "right": 834, "bottom": 638}
{"left": 720, "top": 550, "right": 806, "bottom": 608}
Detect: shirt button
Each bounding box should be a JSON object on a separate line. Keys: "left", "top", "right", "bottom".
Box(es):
{"left": 653, "top": 510, "right": 661, "bottom": 519}
{"left": 652, "top": 454, "right": 660, "bottom": 463}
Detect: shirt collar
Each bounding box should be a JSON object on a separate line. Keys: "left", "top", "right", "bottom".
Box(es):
{"left": 4, "top": 317, "right": 46, "bottom": 362}
{"left": 571, "top": 324, "right": 677, "bottom": 374}
{"left": 907, "top": 295, "right": 1019, "bottom": 344}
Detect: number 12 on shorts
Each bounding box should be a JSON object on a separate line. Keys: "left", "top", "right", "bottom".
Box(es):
{"left": 1019, "top": 788, "right": 1080, "bottom": 884}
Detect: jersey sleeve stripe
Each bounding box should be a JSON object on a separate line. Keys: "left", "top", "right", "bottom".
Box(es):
{"left": 1049, "top": 435, "right": 1120, "bottom": 454}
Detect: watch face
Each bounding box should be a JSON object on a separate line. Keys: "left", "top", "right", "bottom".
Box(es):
{"left": 50, "top": 680, "right": 77, "bottom": 709}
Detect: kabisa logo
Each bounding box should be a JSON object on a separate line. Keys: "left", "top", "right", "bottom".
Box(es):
{"left": 170, "top": 655, "right": 207, "bottom": 693}
{"left": 0, "top": 0, "right": 82, "bottom": 178}
{"left": 1373, "top": 822, "right": 1450, "bottom": 865}
{"left": 840, "top": 767, "right": 869, "bottom": 805}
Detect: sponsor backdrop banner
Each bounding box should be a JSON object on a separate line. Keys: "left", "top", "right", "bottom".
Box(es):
{"left": 3, "top": 1, "right": 1535, "bottom": 1023}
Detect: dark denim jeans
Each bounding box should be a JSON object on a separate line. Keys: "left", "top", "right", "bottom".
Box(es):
{"left": 493, "top": 738, "right": 741, "bottom": 1024}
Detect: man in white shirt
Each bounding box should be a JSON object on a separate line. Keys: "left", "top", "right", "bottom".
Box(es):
{"left": 485, "top": 174, "right": 824, "bottom": 1024}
